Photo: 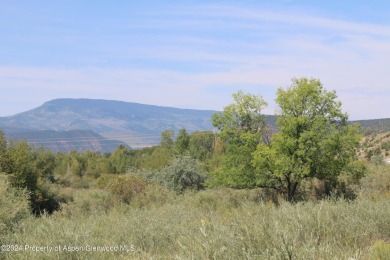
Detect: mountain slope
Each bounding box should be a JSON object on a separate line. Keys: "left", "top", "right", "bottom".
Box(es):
{"left": 0, "top": 99, "right": 217, "bottom": 148}
{"left": 3, "top": 128, "right": 129, "bottom": 153}
{"left": 0, "top": 99, "right": 215, "bottom": 134}
{"left": 352, "top": 118, "right": 390, "bottom": 134}
{"left": 358, "top": 132, "right": 390, "bottom": 163}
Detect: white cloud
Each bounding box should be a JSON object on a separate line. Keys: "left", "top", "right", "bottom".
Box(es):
{"left": 0, "top": 3, "right": 389, "bottom": 119}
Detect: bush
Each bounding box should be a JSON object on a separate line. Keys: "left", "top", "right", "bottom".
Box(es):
{"left": 94, "top": 174, "right": 116, "bottom": 189}
{"left": 375, "top": 154, "right": 384, "bottom": 165}
{"left": 159, "top": 156, "right": 206, "bottom": 193}
{"left": 54, "top": 187, "right": 75, "bottom": 204}
{"left": 382, "top": 141, "right": 390, "bottom": 151}
{"left": 193, "top": 188, "right": 275, "bottom": 211}
{"left": 356, "top": 164, "right": 390, "bottom": 200}
{"left": 55, "top": 188, "right": 117, "bottom": 217}
{"left": 130, "top": 184, "right": 174, "bottom": 208}
{"left": 366, "top": 149, "right": 374, "bottom": 160}
{"left": 1, "top": 141, "right": 61, "bottom": 215}
{"left": 0, "top": 174, "right": 30, "bottom": 237}
{"left": 128, "top": 167, "right": 160, "bottom": 184}
{"left": 107, "top": 175, "right": 147, "bottom": 204}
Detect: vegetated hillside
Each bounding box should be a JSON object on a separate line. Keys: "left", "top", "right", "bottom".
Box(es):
{"left": 353, "top": 118, "right": 390, "bottom": 134}
{"left": 358, "top": 132, "right": 390, "bottom": 163}
{"left": 3, "top": 128, "right": 129, "bottom": 153}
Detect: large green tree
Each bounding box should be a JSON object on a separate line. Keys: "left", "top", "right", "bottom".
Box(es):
{"left": 210, "top": 90, "right": 268, "bottom": 187}
{"left": 253, "top": 78, "right": 362, "bottom": 201}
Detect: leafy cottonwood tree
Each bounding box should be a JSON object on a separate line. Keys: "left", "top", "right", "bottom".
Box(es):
{"left": 174, "top": 128, "right": 190, "bottom": 155}
{"left": 34, "top": 147, "right": 56, "bottom": 182}
{"left": 108, "top": 145, "right": 132, "bottom": 174}
{"left": 210, "top": 90, "right": 268, "bottom": 187}
{"left": 253, "top": 78, "right": 362, "bottom": 201}
{"left": 188, "top": 131, "right": 215, "bottom": 161}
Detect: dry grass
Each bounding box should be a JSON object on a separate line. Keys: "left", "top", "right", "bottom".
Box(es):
{"left": 1, "top": 164, "right": 390, "bottom": 259}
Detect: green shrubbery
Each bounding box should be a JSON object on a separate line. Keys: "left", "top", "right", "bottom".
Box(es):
{"left": 0, "top": 135, "right": 60, "bottom": 215}
{"left": 158, "top": 156, "right": 206, "bottom": 193}
{"left": 0, "top": 174, "right": 30, "bottom": 238}
{"left": 107, "top": 175, "right": 147, "bottom": 204}
{"left": 131, "top": 155, "right": 206, "bottom": 194}
{"left": 56, "top": 188, "right": 117, "bottom": 217}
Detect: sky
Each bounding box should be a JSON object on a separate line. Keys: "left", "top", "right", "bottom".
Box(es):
{"left": 0, "top": 1, "right": 389, "bottom": 120}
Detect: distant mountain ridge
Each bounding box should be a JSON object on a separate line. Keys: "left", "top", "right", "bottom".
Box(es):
{"left": 0, "top": 98, "right": 217, "bottom": 149}
{"left": 0, "top": 98, "right": 388, "bottom": 151}
{"left": 0, "top": 98, "right": 215, "bottom": 133}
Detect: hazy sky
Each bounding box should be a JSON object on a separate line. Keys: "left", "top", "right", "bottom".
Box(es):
{"left": 1, "top": 1, "right": 389, "bottom": 120}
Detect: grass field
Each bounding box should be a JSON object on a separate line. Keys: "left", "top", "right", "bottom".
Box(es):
{"left": 1, "top": 164, "right": 390, "bottom": 259}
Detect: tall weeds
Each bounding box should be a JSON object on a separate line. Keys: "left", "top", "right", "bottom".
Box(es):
{"left": 1, "top": 164, "right": 390, "bottom": 259}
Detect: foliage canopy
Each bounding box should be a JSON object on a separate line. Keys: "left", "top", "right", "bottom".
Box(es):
{"left": 209, "top": 78, "right": 363, "bottom": 201}
{"left": 210, "top": 90, "right": 269, "bottom": 188}
{"left": 253, "top": 77, "right": 362, "bottom": 201}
